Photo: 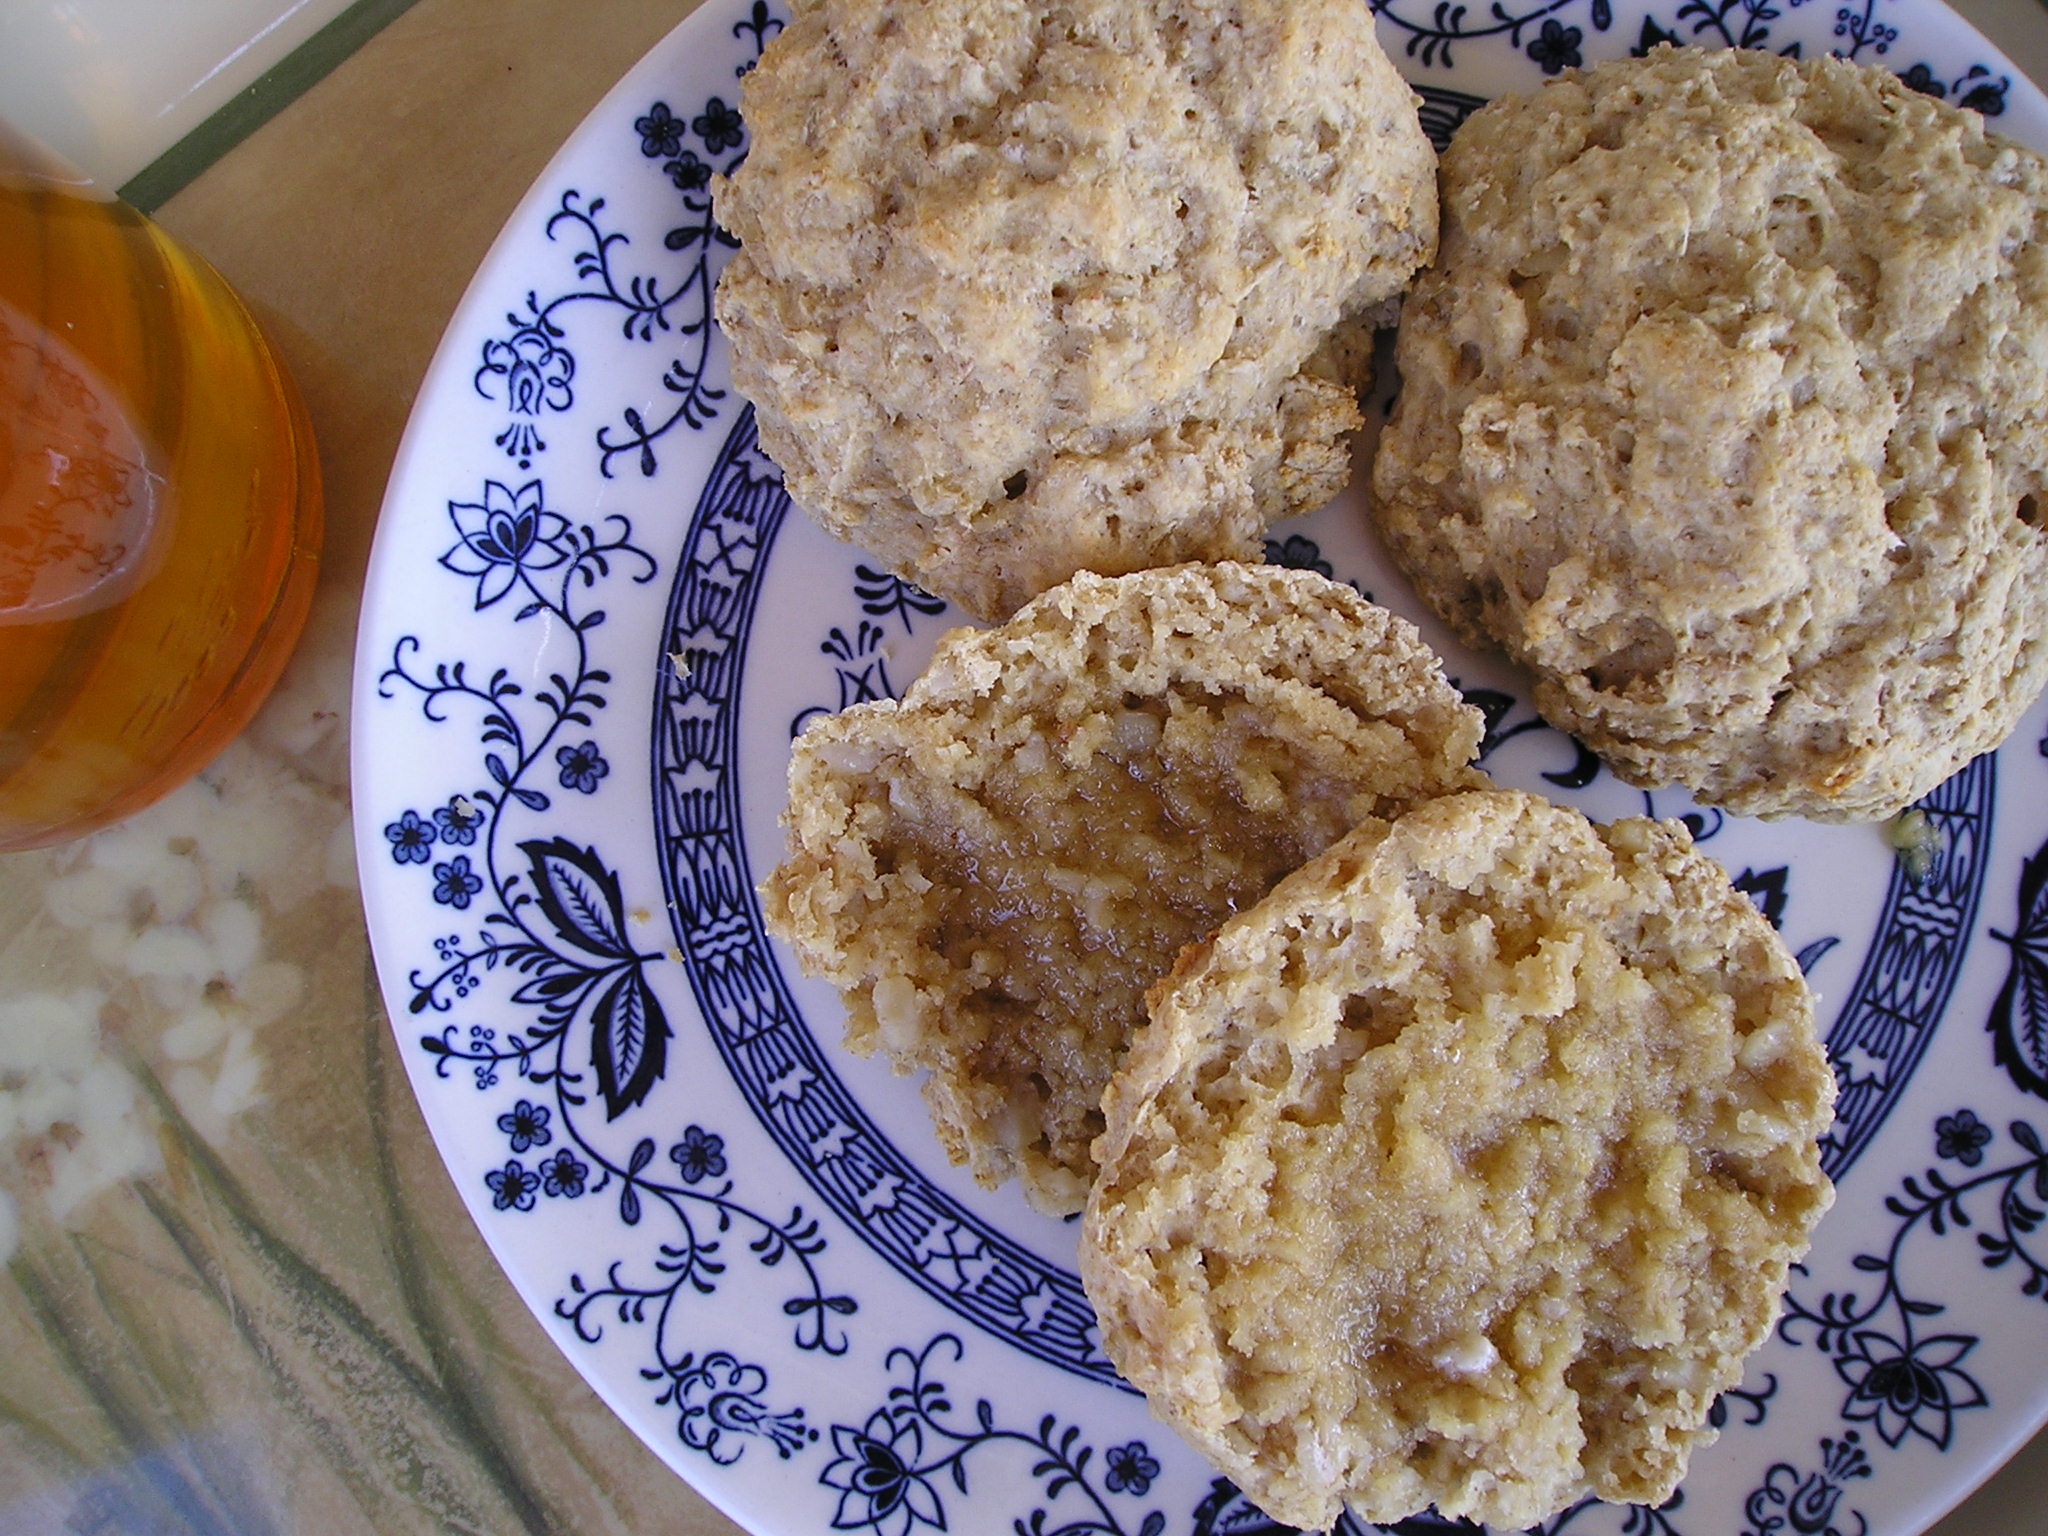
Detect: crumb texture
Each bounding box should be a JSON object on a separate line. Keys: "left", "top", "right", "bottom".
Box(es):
{"left": 761, "top": 563, "right": 1485, "bottom": 1214}
{"left": 1371, "top": 46, "right": 2048, "bottom": 820}
{"left": 715, "top": 0, "right": 1437, "bottom": 620}
{"left": 1082, "top": 789, "right": 1835, "bottom": 1530}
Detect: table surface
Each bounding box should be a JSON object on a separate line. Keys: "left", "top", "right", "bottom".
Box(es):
{"left": 6, "top": 1, "right": 2048, "bottom": 1532}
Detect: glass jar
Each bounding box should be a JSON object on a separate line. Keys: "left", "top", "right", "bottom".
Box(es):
{"left": 0, "top": 124, "right": 321, "bottom": 850}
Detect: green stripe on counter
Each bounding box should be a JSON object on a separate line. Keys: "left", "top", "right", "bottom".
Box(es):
{"left": 120, "top": 0, "right": 425, "bottom": 212}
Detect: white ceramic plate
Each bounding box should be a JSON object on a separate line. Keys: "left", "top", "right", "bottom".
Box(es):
{"left": 353, "top": 5, "right": 2048, "bottom": 1533}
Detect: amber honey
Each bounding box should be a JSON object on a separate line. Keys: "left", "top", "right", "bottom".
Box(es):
{"left": 0, "top": 158, "right": 321, "bottom": 850}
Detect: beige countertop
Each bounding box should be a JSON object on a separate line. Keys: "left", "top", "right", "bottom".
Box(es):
{"left": 3, "top": 0, "right": 2048, "bottom": 1531}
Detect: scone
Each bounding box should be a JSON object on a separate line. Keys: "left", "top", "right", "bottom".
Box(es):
{"left": 1371, "top": 46, "right": 2048, "bottom": 821}
{"left": 1081, "top": 789, "right": 1835, "bottom": 1530}
{"left": 714, "top": 0, "right": 1438, "bottom": 621}
{"left": 761, "top": 562, "right": 1486, "bottom": 1215}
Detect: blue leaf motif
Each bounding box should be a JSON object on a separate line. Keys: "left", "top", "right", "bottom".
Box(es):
{"left": 510, "top": 964, "right": 595, "bottom": 1020}
{"left": 1990, "top": 841, "right": 2048, "bottom": 1099}
{"left": 1634, "top": 13, "right": 1680, "bottom": 52}
{"left": 1734, "top": 865, "right": 1790, "bottom": 929}
{"left": 1796, "top": 936, "right": 1840, "bottom": 974}
{"left": 592, "top": 967, "right": 673, "bottom": 1120}
{"left": 520, "top": 837, "right": 635, "bottom": 961}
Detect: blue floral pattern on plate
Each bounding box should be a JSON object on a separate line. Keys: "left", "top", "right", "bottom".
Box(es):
{"left": 354, "top": 1, "right": 2048, "bottom": 1531}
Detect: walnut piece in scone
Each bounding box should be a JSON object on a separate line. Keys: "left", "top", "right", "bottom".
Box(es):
{"left": 761, "top": 562, "right": 1486, "bottom": 1215}
{"left": 715, "top": 0, "right": 1438, "bottom": 621}
{"left": 1372, "top": 46, "right": 2048, "bottom": 820}
{"left": 1082, "top": 789, "right": 1835, "bottom": 1530}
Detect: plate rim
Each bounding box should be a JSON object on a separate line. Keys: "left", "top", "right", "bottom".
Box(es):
{"left": 348, "top": 4, "right": 2048, "bottom": 1532}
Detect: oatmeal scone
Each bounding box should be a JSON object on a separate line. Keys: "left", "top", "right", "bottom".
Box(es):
{"left": 714, "top": 0, "right": 1438, "bottom": 622}
{"left": 1371, "top": 46, "right": 2048, "bottom": 821}
{"left": 761, "top": 562, "right": 1486, "bottom": 1215}
{"left": 1082, "top": 789, "right": 1835, "bottom": 1531}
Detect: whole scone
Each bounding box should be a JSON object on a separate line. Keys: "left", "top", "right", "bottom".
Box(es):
{"left": 761, "top": 562, "right": 1486, "bottom": 1214}
{"left": 715, "top": 0, "right": 1438, "bottom": 621}
{"left": 1371, "top": 46, "right": 2048, "bottom": 821}
{"left": 1081, "top": 789, "right": 1836, "bottom": 1530}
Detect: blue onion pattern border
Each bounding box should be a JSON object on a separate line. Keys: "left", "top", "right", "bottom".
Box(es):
{"left": 650, "top": 407, "right": 1114, "bottom": 1387}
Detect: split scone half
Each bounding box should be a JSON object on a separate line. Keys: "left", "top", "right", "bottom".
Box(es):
{"left": 761, "top": 562, "right": 1486, "bottom": 1215}
{"left": 1081, "top": 788, "right": 1836, "bottom": 1530}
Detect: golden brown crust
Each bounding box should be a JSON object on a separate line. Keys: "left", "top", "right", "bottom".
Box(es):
{"left": 761, "top": 562, "right": 1486, "bottom": 1214}
{"left": 1371, "top": 46, "right": 2048, "bottom": 820}
{"left": 714, "top": 0, "right": 1438, "bottom": 620}
{"left": 1082, "top": 789, "right": 1836, "bottom": 1530}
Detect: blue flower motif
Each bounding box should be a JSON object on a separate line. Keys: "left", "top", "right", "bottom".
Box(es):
{"left": 384, "top": 809, "right": 435, "bottom": 865}
{"left": 497, "top": 1098, "right": 552, "bottom": 1153}
{"left": 1957, "top": 71, "right": 2010, "bottom": 117}
{"left": 670, "top": 1124, "right": 728, "bottom": 1184}
{"left": 486, "top": 1159, "right": 539, "bottom": 1212}
{"left": 678, "top": 1352, "right": 810, "bottom": 1462}
{"left": 556, "top": 740, "right": 611, "bottom": 794}
{"left": 636, "top": 100, "right": 687, "bottom": 158}
{"left": 1900, "top": 64, "right": 2015, "bottom": 118}
{"left": 1527, "top": 18, "right": 1583, "bottom": 72}
{"left": 1103, "top": 1441, "right": 1159, "bottom": 1495}
{"left": 820, "top": 1413, "right": 944, "bottom": 1536}
{"left": 1742, "top": 1431, "right": 1872, "bottom": 1536}
{"left": 1899, "top": 61, "right": 1946, "bottom": 97}
{"left": 1836, "top": 1330, "right": 1987, "bottom": 1449}
{"left": 433, "top": 795, "right": 485, "bottom": 846}
{"left": 441, "top": 479, "right": 572, "bottom": 609}
{"left": 667, "top": 149, "right": 711, "bottom": 192}
{"left": 1263, "top": 532, "right": 1334, "bottom": 577}
{"left": 539, "top": 1147, "right": 589, "bottom": 1198}
{"left": 478, "top": 327, "right": 574, "bottom": 423}
{"left": 693, "top": 97, "right": 745, "bottom": 155}
{"left": 432, "top": 855, "right": 485, "bottom": 910}
{"left": 1935, "top": 1109, "right": 1993, "bottom": 1166}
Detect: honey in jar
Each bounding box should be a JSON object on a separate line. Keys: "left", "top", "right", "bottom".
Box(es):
{"left": 0, "top": 130, "right": 321, "bottom": 850}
